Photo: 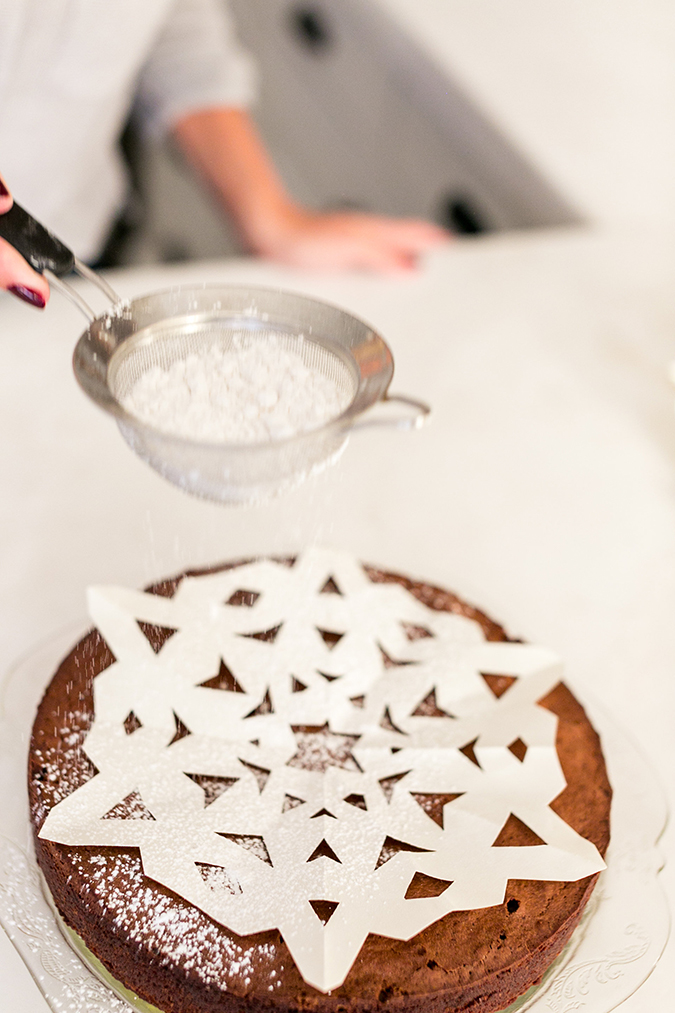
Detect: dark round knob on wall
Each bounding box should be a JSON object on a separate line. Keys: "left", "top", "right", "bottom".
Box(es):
{"left": 290, "top": 5, "right": 333, "bottom": 52}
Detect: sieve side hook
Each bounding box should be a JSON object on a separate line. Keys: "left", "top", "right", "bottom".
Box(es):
{"left": 351, "top": 393, "right": 431, "bottom": 431}
{"left": 0, "top": 200, "right": 120, "bottom": 320}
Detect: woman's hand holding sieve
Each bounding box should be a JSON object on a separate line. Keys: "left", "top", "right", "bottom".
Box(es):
{"left": 0, "top": 175, "right": 49, "bottom": 308}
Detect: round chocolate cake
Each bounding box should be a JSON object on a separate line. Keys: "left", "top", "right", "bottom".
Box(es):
{"left": 29, "top": 554, "right": 611, "bottom": 1013}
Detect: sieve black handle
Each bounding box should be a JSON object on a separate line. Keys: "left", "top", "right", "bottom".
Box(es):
{"left": 0, "top": 201, "right": 74, "bottom": 276}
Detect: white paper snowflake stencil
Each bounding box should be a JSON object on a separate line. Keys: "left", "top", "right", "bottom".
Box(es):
{"left": 40, "top": 549, "right": 605, "bottom": 992}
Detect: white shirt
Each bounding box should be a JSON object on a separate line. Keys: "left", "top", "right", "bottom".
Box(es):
{"left": 0, "top": 0, "right": 256, "bottom": 260}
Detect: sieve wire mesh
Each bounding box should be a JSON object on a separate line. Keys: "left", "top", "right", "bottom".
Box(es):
{"left": 72, "top": 285, "right": 403, "bottom": 502}
{"left": 107, "top": 318, "right": 358, "bottom": 430}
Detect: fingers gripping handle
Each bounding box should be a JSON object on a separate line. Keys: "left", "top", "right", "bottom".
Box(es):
{"left": 0, "top": 201, "right": 120, "bottom": 319}
{"left": 0, "top": 201, "right": 74, "bottom": 276}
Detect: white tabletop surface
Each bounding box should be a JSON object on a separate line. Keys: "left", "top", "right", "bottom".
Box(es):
{"left": 1, "top": 227, "right": 674, "bottom": 1010}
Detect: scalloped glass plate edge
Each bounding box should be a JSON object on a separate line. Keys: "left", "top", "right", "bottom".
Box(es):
{"left": 0, "top": 624, "right": 669, "bottom": 1013}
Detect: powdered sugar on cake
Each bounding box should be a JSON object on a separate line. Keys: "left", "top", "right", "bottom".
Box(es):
{"left": 121, "top": 335, "right": 350, "bottom": 443}
{"left": 83, "top": 852, "right": 283, "bottom": 989}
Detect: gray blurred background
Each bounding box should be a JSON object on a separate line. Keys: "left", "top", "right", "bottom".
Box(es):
{"left": 124, "top": 0, "right": 584, "bottom": 265}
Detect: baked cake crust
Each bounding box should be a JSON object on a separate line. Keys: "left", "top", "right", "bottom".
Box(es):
{"left": 29, "top": 563, "right": 612, "bottom": 1013}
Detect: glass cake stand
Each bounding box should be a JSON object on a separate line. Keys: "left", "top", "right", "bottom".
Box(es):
{"left": 0, "top": 625, "right": 670, "bottom": 1013}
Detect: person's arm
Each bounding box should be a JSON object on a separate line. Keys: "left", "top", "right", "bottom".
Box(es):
{"left": 0, "top": 176, "right": 49, "bottom": 307}
{"left": 173, "top": 107, "right": 448, "bottom": 272}
{"left": 137, "top": 0, "right": 447, "bottom": 272}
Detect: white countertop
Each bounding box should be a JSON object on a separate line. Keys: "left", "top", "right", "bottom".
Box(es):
{"left": 1, "top": 227, "right": 674, "bottom": 1009}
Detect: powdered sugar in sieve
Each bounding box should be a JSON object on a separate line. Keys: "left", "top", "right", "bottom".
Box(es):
{"left": 120, "top": 332, "right": 352, "bottom": 444}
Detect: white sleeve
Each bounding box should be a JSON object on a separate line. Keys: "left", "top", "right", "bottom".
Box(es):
{"left": 134, "top": 0, "right": 258, "bottom": 137}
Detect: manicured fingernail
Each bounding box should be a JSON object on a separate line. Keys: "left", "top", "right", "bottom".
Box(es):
{"left": 0, "top": 180, "right": 8, "bottom": 197}
{"left": 9, "top": 285, "right": 46, "bottom": 308}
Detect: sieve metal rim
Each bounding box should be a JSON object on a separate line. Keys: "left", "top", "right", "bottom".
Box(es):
{"left": 73, "top": 284, "right": 395, "bottom": 453}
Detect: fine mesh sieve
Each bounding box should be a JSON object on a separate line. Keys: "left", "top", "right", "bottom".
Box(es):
{"left": 108, "top": 321, "right": 357, "bottom": 405}
{"left": 73, "top": 285, "right": 429, "bottom": 503}
{"left": 0, "top": 204, "right": 430, "bottom": 504}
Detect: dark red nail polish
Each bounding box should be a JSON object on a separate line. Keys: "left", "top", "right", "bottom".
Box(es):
{"left": 0, "top": 180, "right": 8, "bottom": 197}
{"left": 9, "top": 285, "right": 46, "bottom": 308}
